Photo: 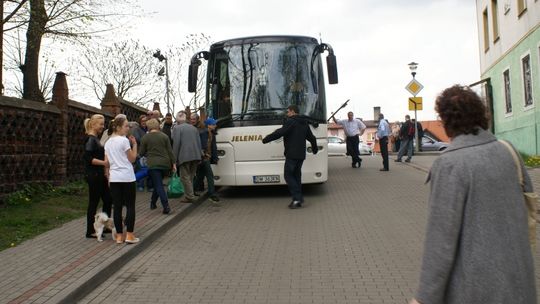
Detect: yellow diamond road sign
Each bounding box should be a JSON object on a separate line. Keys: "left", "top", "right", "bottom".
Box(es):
{"left": 406, "top": 79, "right": 424, "bottom": 96}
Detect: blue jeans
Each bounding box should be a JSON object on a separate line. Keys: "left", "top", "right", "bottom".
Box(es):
{"left": 148, "top": 169, "right": 169, "bottom": 209}
{"left": 284, "top": 158, "right": 304, "bottom": 202}
{"left": 193, "top": 160, "right": 215, "bottom": 196}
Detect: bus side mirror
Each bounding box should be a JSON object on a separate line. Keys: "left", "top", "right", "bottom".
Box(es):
{"left": 188, "top": 63, "right": 199, "bottom": 93}
{"left": 326, "top": 54, "right": 338, "bottom": 84}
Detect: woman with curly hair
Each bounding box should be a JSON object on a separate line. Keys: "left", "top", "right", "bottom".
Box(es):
{"left": 410, "top": 85, "right": 536, "bottom": 304}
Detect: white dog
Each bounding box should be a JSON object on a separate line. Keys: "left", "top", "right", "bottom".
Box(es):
{"left": 93, "top": 212, "right": 116, "bottom": 242}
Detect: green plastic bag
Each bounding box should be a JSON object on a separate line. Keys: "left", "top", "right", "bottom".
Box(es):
{"left": 167, "top": 172, "right": 184, "bottom": 198}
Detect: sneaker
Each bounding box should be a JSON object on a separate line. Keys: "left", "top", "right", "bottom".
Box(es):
{"left": 150, "top": 202, "right": 157, "bottom": 210}
{"left": 405, "top": 159, "right": 411, "bottom": 163}
{"left": 394, "top": 159, "right": 402, "bottom": 162}
{"left": 125, "top": 237, "right": 140, "bottom": 244}
{"left": 163, "top": 206, "right": 171, "bottom": 214}
{"left": 209, "top": 195, "right": 220, "bottom": 202}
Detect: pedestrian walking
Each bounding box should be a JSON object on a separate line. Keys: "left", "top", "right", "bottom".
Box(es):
{"left": 409, "top": 85, "right": 536, "bottom": 304}
{"left": 395, "top": 114, "right": 414, "bottom": 162}
{"left": 104, "top": 116, "right": 140, "bottom": 244}
{"left": 262, "top": 105, "right": 318, "bottom": 209}
{"left": 172, "top": 111, "right": 202, "bottom": 203}
{"left": 333, "top": 111, "right": 366, "bottom": 168}
{"left": 139, "top": 118, "right": 176, "bottom": 214}
{"left": 376, "top": 113, "right": 390, "bottom": 171}
{"left": 83, "top": 114, "right": 112, "bottom": 239}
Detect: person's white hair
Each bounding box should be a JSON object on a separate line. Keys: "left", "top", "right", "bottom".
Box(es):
{"left": 176, "top": 111, "right": 186, "bottom": 123}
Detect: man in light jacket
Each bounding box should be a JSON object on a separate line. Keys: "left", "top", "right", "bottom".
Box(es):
{"left": 172, "top": 111, "right": 202, "bottom": 203}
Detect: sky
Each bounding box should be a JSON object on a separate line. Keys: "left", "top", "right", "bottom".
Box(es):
{"left": 128, "top": 0, "right": 480, "bottom": 122}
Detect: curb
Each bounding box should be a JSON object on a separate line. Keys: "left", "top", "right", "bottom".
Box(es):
{"left": 57, "top": 194, "right": 208, "bottom": 304}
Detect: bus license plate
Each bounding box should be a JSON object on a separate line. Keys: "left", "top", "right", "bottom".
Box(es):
{"left": 253, "top": 175, "right": 280, "bottom": 184}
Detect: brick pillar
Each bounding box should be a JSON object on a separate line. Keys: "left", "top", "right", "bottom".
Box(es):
{"left": 100, "top": 84, "right": 121, "bottom": 116}
{"left": 51, "top": 72, "right": 69, "bottom": 185}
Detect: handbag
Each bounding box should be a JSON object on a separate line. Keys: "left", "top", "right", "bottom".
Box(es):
{"left": 500, "top": 140, "right": 538, "bottom": 252}
{"left": 167, "top": 172, "right": 184, "bottom": 198}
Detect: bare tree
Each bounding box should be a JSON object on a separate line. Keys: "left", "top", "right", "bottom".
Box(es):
{"left": 74, "top": 39, "right": 162, "bottom": 107}
{"left": 162, "top": 33, "right": 211, "bottom": 113}
{"left": 12, "top": 0, "right": 139, "bottom": 102}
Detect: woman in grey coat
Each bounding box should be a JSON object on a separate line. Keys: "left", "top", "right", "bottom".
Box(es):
{"left": 410, "top": 85, "right": 536, "bottom": 304}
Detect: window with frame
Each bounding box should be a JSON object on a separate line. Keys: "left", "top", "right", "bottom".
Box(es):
{"left": 483, "top": 8, "right": 490, "bottom": 51}
{"left": 522, "top": 54, "right": 533, "bottom": 106}
{"left": 503, "top": 69, "right": 512, "bottom": 113}
{"left": 517, "top": 0, "right": 527, "bottom": 15}
{"left": 491, "top": 0, "right": 500, "bottom": 42}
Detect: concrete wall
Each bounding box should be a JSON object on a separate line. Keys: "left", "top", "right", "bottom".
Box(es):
{"left": 476, "top": 0, "right": 540, "bottom": 73}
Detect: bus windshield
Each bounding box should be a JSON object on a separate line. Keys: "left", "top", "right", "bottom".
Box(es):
{"left": 207, "top": 40, "right": 327, "bottom": 126}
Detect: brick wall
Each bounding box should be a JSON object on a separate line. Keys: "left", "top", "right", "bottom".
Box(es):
{"left": 0, "top": 73, "right": 148, "bottom": 201}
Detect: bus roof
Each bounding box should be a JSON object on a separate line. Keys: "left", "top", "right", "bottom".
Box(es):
{"left": 210, "top": 35, "right": 319, "bottom": 49}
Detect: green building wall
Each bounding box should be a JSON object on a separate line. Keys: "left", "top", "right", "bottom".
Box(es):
{"left": 482, "top": 26, "right": 540, "bottom": 155}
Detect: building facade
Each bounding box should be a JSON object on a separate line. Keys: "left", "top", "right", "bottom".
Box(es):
{"left": 475, "top": 0, "right": 540, "bottom": 155}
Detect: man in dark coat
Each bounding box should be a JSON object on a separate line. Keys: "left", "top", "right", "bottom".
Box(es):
{"left": 262, "top": 105, "right": 318, "bottom": 209}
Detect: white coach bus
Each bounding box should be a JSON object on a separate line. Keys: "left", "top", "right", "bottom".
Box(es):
{"left": 188, "top": 35, "right": 338, "bottom": 186}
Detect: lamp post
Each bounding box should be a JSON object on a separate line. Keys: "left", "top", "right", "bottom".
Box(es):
{"left": 408, "top": 62, "right": 420, "bottom": 152}
{"left": 153, "top": 50, "right": 171, "bottom": 115}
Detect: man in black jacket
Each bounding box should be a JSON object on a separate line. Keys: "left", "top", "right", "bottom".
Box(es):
{"left": 262, "top": 105, "right": 318, "bottom": 209}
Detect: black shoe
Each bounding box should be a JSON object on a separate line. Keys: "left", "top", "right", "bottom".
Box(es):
{"left": 85, "top": 233, "right": 97, "bottom": 239}
{"left": 209, "top": 195, "right": 220, "bottom": 202}
{"left": 357, "top": 159, "right": 362, "bottom": 168}
{"left": 351, "top": 162, "right": 357, "bottom": 168}
{"left": 405, "top": 159, "right": 411, "bottom": 163}
{"left": 163, "top": 206, "right": 171, "bottom": 214}
{"left": 395, "top": 159, "right": 402, "bottom": 162}
{"left": 379, "top": 168, "right": 389, "bottom": 171}
{"left": 194, "top": 192, "right": 201, "bottom": 196}
{"left": 150, "top": 202, "right": 157, "bottom": 210}
{"left": 288, "top": 201, "right": 302, "bottom": 209}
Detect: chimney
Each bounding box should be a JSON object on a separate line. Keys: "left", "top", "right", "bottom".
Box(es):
{"left": 373, "top": 106, "right": 381, "bottom": 121}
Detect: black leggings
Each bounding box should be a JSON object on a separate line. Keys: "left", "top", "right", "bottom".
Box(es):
{"left": 109, "top": 182, "right": 136, "bottom": 233}
{"left": 86, "top": 173, "right": 113, "bottom": 235}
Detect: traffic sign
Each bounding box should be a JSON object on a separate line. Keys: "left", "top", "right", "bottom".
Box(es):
{"left": 408, "top": 97, "right": 423, "bottom": 111}
{"left": 405, "top": 79, "right": 424, "bottom": 96}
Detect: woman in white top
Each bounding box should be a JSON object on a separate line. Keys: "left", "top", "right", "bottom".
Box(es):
{"left": 104, "top": 116, "right": 140, "bottom": 244}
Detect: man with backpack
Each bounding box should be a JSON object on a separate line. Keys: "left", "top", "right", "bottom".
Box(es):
{"left": 395, "top": 115, "right": 414, "bottom": 162}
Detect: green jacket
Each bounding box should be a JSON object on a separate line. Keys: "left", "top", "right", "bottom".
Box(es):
{"left": 139, "top": 131, "right": 175, "bottom": 170}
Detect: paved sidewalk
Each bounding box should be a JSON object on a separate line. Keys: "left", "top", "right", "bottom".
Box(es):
{"left": 2, "top": 154, "right": 540, "bottom": 304}
{"left": 0, "top": 187, "right": 208, "bottom": 304}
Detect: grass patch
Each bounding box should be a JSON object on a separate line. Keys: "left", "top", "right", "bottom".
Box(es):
{"left": 0, "top": 182, "right": 88, "bottom": 251}
{"left": 524, "top": 155, "right": 540, "bottom": 168}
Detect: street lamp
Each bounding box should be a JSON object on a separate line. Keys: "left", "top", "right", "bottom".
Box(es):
{"left": 408, "top": 62, "right": 418, "bottom": 78}
{"left": 408, "top": 61, "right": 420, "bottom": 152}
{"left": 153, "top": 50, "right": 171, "bottom": 115}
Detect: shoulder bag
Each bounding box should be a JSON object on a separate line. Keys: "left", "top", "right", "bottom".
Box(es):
{"left": 500, "top": 140, "right": 538, "bottom": 253}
